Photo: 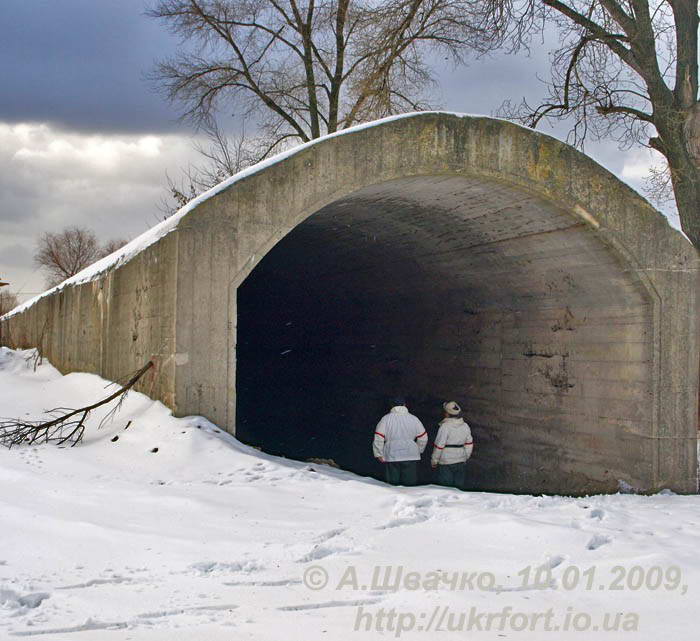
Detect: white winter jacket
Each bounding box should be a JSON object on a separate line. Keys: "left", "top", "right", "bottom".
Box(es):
{"left": 373, "top": 406, "right": 428, "bottom": 462}
{"left": 431, "top": 417, "right": 473, "bottom": 466}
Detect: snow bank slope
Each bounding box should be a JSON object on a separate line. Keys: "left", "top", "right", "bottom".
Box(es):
{"left": 0, "top": 347, "right": 697, "bottom": 640}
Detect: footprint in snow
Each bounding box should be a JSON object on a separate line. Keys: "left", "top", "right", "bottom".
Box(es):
{"left": 587, "top": 534, "right": 612, "bottom": 550}
{"left": 190, "top": 560, "right": 264, "bottom": 575}
{"left": 0, "top": 588, "right": 50, "bottom": 613}
{"left": 378, "top": 514, "right": 431, "bottom": 529}
{"left": 542, "top": 555, "right": 566, "bottom": 570}
{"left": 589, "top": 508, "right": 605, "bottom": 520}
{"left": 56, "top": 576, "right": 135, "bottom": 590}
{"left": 484, "top": 556, "right": 563, "bottom": 593}
{"left": 313, "top": 528, "right": 346, "bottom": 543}
{"left": 296, "top": 544, "right": 353, "bottom": 563}
{"left": 224, "top": 578, "right": 302, "bottom": 587}
{"left": 11, "top": 604, "right": 240, "bottom": 637}
{"left": 436, "top": 494, "right": 461, "bottom": 506}
{"left": 277, "top": 597, "right": 382, "bottom": 611}
{"left": 376, "top": 496, "right": 434, "bottom": 530}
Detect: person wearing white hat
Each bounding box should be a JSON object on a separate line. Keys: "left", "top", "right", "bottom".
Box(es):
{"left": 430, "top": 401, "right": 473, "bottom": 489}
{"left": 372, "top": 396, "right": 428, "bottom": 486}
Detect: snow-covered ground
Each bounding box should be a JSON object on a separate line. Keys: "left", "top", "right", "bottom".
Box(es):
{"left": 0, "top": 347, "right": 697, "bottom": 640}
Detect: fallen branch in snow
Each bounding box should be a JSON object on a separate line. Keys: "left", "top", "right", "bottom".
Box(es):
{"left": 0, "top": 361, "right": 154, "bottom": 448}
{"left": 24, "top": 348, "right": 42, "bottom": 372}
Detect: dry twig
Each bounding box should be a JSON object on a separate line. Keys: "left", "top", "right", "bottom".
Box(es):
{"left": 0, "top": 361, "right": 154, "bottom": 448}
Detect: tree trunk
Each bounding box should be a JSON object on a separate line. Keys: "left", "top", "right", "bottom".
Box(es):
{"left": 670, "top": 162, "right": 700, "bottom": 248}
{"left": 667, "top": 135, "right": 700, "bottom": 248}
{"left": 654, "top": 100, "right": 700, "bottom": 248}
{"left": 684, "top": 101, "right": 700, "bottom": 166}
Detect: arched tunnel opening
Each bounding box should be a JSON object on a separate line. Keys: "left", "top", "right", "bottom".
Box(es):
{"left": 235, "top": 175, "right": 653, "bottom": 494}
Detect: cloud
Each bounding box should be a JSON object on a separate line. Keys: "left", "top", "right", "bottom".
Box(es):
{"left": 0, "top": 121, "right": 199, "bottom": 299}
{"left": 620, "top": 147, "right": 658, "bottom": 182}
{"left": 11, "top": 125, "right": 163, "bottom": 174}
{"left": 0, "top": 0, "right": 183, "bottom": 134}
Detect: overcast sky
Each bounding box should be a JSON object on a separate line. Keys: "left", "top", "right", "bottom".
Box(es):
{"left": 1, "top": 0, "right": 669, "bottom": 302}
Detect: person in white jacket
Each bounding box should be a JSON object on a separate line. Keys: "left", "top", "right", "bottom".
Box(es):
{"left": 431, "top": 401, "right": 473, "bottom": 489}
{"left": 373, "top": 397, "right": 428, "bottom": 486}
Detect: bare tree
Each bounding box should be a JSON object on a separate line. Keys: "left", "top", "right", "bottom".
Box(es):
{"left": 159, "top": 120, "right": 261, "bottom": 215}
{"left": 148, "top": 0, "right": 497, "bottom": 148}
{"left": 488, "top": 0, "right": 699, "bottom": 246}
{"left": 0, "top": 290, "right": 19, "bottom": 317}
{"left": 34, "top": 227, "right": 128, "bottom": 288}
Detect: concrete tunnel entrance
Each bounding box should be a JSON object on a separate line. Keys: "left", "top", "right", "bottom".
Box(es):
{"left": 235, "top": 174, "right": 654, "bottom": 494}
{"left": 4, "top": 112, "right": 694, "bottom": 493}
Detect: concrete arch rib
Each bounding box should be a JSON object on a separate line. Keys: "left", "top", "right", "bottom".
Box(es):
{"left": 3, "top": 113, "right": 698, "bottom": 494}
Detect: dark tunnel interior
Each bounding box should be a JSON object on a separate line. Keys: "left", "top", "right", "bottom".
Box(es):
{"left": 235, "top": 175, "right": 653, "bottom": 493}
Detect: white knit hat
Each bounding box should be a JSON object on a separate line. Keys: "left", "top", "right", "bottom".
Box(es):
{"left": 443, "top": 401, "right": 461, "bottom": 416}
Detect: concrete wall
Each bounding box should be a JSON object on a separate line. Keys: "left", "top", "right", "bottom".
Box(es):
{"left": 2, "top": 233, "right": 179, "bottom": 411}
{"left": 2, "top": 113, "right": 698, "bottom": 494}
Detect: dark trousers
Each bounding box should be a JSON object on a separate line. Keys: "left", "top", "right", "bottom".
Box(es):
{"left": 385, "top": 461, "right": 418, "bottom": 486}
{"left": 436, "top": 462, "right": 466, "bottom": 489}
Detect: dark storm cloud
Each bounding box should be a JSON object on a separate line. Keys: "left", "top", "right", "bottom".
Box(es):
{"left": 0, "top": 0, "right": 185, "bottom": 134}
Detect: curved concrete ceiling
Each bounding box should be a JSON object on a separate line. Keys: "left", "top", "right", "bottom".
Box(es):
{"left": 252, "top": 174, "right": 648, "bottom": 310}
{"left": 237, "top": 173, "right": 654, "bottom": 493}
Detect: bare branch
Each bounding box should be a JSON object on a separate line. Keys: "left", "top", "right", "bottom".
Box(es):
{"left": 149, "top": 0, "right": 502, "bottom": 143}
{"left": 0, "top": 361, "right": 154, "bottom": 448}
{"left": 490, "top": 0, "right": 700, "bottom": 245}
{"left": 595, "top": 102, "right": 654, "bottom": 122}
{"left": 542, "top": 0, "right": 639, "bottom": 73}
{"left": 157, "top": 119, "right": 293, "bottom": 215}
